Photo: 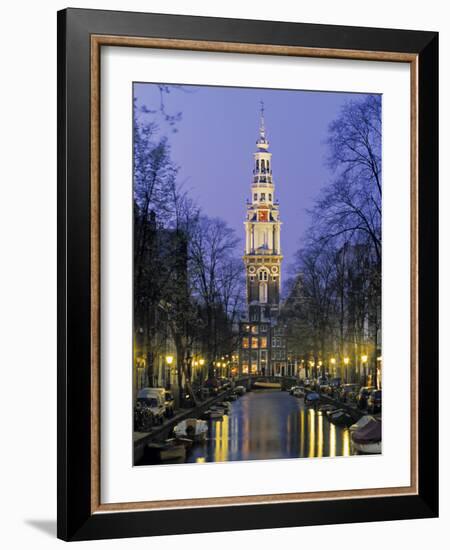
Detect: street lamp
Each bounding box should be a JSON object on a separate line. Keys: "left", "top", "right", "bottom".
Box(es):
{"left": 343, "top": 357, "right": 349, "bottom": 383}
{"left": 165, "top": 355, "right": 174, "bottom": 388}
{"left": 361, "top": 355, "right": 368, "bottom": 385}
{"left": 330, "top": 357, "right": 336, "bottom": 376}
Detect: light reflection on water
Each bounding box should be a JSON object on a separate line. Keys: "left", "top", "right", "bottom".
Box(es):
{"left": 187, "top": 390, "right": 356, "bottom": 463}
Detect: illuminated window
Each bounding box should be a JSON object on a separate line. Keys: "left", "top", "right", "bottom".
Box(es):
{"left": 242, "top": 337, "right": 249, "bottom": 349}
{"left": 251, "top": 325, "right": 258, "bottom": 334}
{"left": 242, "top": 363, "right": 249, "bottom": 374}
{"left": 251, "top": 337, "right": 258, "bottom": 349}
{"left": 260, "top": 337, "right": 267, "bottom": 348}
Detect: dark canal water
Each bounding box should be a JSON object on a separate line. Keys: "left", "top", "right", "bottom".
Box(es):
{"left": 186, "top": 389, "right": 354, "bottom": 463}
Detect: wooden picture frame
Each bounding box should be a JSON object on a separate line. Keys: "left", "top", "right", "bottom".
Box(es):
{"left": 57, "top": 8, "right": 438, "bottom": 541}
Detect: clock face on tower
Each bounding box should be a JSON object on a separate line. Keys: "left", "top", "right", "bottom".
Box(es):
{"left": 258, "top": 210, "right": 268, "bottom": 222}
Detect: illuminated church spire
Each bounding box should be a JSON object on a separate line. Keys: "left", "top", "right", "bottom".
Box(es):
{"left": 243, "top": 104, "right": 282, "bottom": 307}
{"left": 239, "top": 104, "right": 286, "bottom": 378}
{"left": 256, "top": 100, "right": 269, "bottom": 150}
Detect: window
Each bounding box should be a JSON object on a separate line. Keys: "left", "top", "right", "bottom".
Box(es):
{"left": 260, "top": 337, "right": 267, "bottom": 348}
{"left": 254, "top": 193, "right": 257, "bottom": 201}
{"left": 256, "top": 160, "right": 259, "bottom": 171}
{"left": 259, "top": 282, "right": 268, "bottom": 303}
{"left": 242, "top": 337, "right": 249, "bottom": 349}
{"left": 269, "top": 193, "right": 272, "bottom": 201}
{"left": 251, "top": 337, "right": 259, "bottom": 349}
{"left": 260, "top": 324, "right": 267, "bottom": 332}
{"left": 251, "top": 325, "right": 258, "bottom": 334}
{"left": 258, "top": 269, "right": 269, "bottom": 281}
{"left": 267, "top": 161, "right": 270, "bottom": 171}
{"left": 261, "top": 159, "right": 265, "bottom": 171}
{"left": 261, "top": 193, "right": 266, "bottom": 201}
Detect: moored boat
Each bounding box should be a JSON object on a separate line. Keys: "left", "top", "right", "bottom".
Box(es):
{"left": 305, "top": 391, "right": 320, "bottom": 405}
{"left": 234, "top": 386, "right": 246, "bottom": 396}
{"left": 318, "top": 403, "right": 336, "bottom": 413}
{"left": 202, "top": 409, "right": 224, "bottom": 420}
{"left": 349, "top": 415, "right": 376, "bottom": 433}
{"left": 329, "top": 409, "right": 354, "bottom": 427}
{"left": 145, "top": 440, "right": 186, "bottom": 463}
{"left": 173, "top": 418, "right": 208, "bottom": 441}
{"left": 217, "top": 401, "right": 232, "bottom": 413}
{"left": 351, "top": 417, "right": 382, "bottom": 454}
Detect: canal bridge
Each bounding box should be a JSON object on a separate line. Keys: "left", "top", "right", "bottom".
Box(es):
{"left": 235, "top": 374, "right": 298, "bottom": 391}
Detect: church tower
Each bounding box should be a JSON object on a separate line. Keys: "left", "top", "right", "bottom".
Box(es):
{"left": 239, "top": 103, "right": 286, "bottom": 377}
{"left": 244, "top": 102, "right": 283, "bottom": 315}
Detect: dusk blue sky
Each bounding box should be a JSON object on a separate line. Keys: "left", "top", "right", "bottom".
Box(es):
{"left": 134, "top": 83, "right": 376, "bottom": 273}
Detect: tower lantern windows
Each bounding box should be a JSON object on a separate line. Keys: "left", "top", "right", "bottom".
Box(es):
{"left": 258, "top": 268, "right": 269, "bottom": 282}
{"left": 261, "top": 193, "right": 266, "bottom": 202}
{"left": 253, "top": 193, "right": 257, "bottom": 201}
{"left": 269, "top": 193, "right": 272, "bottom": 202}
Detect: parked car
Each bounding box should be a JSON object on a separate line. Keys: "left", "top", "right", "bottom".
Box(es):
{"left": 325, "top": 377, "right": 342, "bottom": 397}
{"left": 339, "top": 384, "right": 360, "bottom": 403}
{"left": 205, "top": 377, "right": 220, "bottom": 395}
{"left": 356, "top": 386, "right": 376, "bottom": 410}
{"left": 136, "top": 388, "right": 166, "bottom": 424}
{"left": 289, "top": 385, "right": 302, "bottom": 395}
{"left": 318, "top": 377, "right": 329, "bottom": 393}
{"left": 138, "top": 387, "right": 173, "bottom": 417}
{"left": 218, "top": 377, "right": 231, "bottom": 390}
{"left": 367, "top": 389, "right": 382, "bottom": 413}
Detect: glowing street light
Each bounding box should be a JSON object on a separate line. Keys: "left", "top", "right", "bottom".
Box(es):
{"left": 165, "top": 355, "right": 174, "bottom": 366}
{"left": 344, "top": 357, "right": 349, "bottom": 365}
{"left": 361, "top": 355, "right": 368, "bottom": 363}
{"left": 330, "top": 358, "right": 336, "bottom": 365}
{"left": 199, "top": 358, "right": 205, "bottom": 366}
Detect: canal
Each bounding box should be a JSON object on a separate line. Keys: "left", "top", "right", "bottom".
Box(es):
{"left": 186, "top": 389, "right": 355, "bottom": 463}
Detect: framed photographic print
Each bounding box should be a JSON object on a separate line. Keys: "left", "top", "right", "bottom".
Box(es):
{"left": 57, "top": 8, "right": 438, "bottom": 541}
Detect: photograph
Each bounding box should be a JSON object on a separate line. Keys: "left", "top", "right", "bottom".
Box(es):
{"left": 132, "top": 82, "right": 382, "bottom": 466}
